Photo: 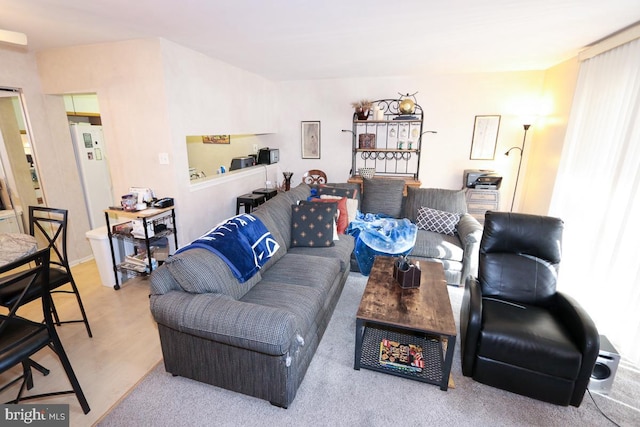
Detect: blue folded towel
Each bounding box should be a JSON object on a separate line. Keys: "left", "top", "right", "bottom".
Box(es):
{"left": 175, "top": 214, "right": 280, "bottom": 283}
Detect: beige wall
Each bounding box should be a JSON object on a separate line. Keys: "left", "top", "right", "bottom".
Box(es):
{"left": 0, "top": 48, "right": 92, "bottom": 262}
{"left": 519, "top": 58, "right": 579, "bottom": 214}
{"left": 275, "top": 71, "right": 546, "bottom": 210}
{"left": 37, "top": 38, "right": 280, "bottom": 245}
{"left": 4, "top": 36, "right": 578, "bottom": 259}
{"left": 37, "top": 39, "right": 175, "bottom": 202}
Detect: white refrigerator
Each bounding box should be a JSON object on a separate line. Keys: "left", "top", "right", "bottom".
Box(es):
{"left": 70, "top": 124, "right": 114, "bottom": 229}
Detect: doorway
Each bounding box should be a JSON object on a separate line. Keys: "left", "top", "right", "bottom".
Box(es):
{"left": 64, "top": 93, "right": 114, "bottom": 230}
{"left": 0, "top": 87, "right": 45, "bottom": 233}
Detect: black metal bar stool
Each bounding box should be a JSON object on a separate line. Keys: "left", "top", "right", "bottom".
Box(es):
{"left": 236, "top": 193, "right": 266, "bottom": 215}
{"left": 252, "top": 188, "right": 278, "bottom": 201}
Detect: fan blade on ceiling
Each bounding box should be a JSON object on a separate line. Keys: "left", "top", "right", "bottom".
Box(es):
{"left": 0, "top": 29, "right": 28, "bottom": 46}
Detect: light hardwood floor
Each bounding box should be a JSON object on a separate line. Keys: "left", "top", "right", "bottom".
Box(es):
{"left": 0, "top": 260, "right": 162, "bottom": 426}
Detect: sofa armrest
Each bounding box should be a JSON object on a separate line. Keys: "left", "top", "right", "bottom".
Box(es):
{"left": 457, "top": 213, "right": 483, "bottom": 282}
{"left": 150, "top": 291, "right": 301, "bottom": 356}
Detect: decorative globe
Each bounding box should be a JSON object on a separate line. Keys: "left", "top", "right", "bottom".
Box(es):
{"left": 399, "top": 98, "right": 415, "bottom": 115}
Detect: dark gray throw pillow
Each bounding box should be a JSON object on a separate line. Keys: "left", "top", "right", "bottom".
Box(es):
{"left": 291, "top": 203, "right": 336, "bottom": 247}
{"left": 317, "top": 185, "right": 358, "bottom": 199}
{"left": 361, "top": 178, "right": 405, "bottom": 217}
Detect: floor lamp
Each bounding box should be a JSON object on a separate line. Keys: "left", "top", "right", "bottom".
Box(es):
{"left": 505, "top": 124, "right": 531, "bottom": 212}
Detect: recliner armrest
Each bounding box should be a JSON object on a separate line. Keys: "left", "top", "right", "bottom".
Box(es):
{"left": 460, "top": 276, "right": 483, "bottom": 376}
{"left": 553, "top": 292, "right": 600, "bottom": 406}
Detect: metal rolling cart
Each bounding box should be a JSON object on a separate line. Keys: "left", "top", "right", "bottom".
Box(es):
{"left": 104, "top": 206, "right": 177, "bottom": 290}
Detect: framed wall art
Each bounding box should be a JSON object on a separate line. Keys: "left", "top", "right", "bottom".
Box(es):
{"left": 470, "top": 115, "right": 500, "bottom": 160}
{"left": 301, "top": 121, "right": 321, "bottom": 159}
{"left": 202, "top": 135, "right": 230, "bottom": 144}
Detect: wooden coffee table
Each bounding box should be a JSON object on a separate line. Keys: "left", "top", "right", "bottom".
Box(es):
{"left": 354, "top": 256, "right": 457, "bottom": 390}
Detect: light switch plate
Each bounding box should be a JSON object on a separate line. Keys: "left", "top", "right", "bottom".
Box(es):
{"left": 158, "top": 152, "right": 169, "bottom": 164}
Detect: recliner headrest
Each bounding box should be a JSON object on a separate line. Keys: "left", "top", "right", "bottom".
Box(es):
{"left": 481, "top": 211, "right": 563, "bottom": 263}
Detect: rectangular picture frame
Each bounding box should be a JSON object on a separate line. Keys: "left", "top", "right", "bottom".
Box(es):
{"left": 202, "top": 135, "right": 230, "bottom": 144}
{"left": 301, "top": 121, "right": 321, "bottom": 159}
{"left": 470, "top": 115, "right": 500, "bottom": 160}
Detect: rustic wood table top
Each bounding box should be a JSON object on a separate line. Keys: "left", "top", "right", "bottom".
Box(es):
{"left": 356, "top": 256, "right": 456, "bottom": 337}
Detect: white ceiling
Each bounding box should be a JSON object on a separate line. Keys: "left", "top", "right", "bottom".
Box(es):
{"left": 1, "top": 0, "right": 639, "bottom": 81}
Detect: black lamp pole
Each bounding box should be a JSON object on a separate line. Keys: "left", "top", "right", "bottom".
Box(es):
{"left": 505, "top": 124, "right": 531, "bottom": 212}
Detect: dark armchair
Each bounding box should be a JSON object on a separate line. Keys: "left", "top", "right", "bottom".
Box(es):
{"left": 460, "top": 211, "right": 599, "bottom": 406}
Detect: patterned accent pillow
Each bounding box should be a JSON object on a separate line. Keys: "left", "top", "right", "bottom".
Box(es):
{"left": 291, "top": 203, "right": 336, "bottom": 247}
{"left": 317, "top": 185, "right": 358, "bottom": 199}
{"left": 416, "top": 206, "right": 461, "bottom": 236}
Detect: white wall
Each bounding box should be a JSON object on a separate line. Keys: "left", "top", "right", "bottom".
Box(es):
{"left": 275, "top": 71, "right": 546, "bottom": 209}
{"left": 0, "top": 47, "right": 92, "bottom": 262}
{"left": 28, "top": 36, "right": 558, "bottom": 257}
{"left": 159, "top": 39, "right": 279, "bottom": 241}
{"left": 37, "top": 38, "right": 280, "bottom": 246}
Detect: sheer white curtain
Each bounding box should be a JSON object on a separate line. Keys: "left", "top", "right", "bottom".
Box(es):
{"left": 550, "top": 38, "right": 640, "bottom": 366}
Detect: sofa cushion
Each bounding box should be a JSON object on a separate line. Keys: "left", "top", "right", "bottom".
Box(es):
{"left": 402, "top": 187, "right": 468, "bottom": 223}
{"left": 285, "top": 183, "right": 312, "bottom": 205}
{"left": 287, "top": 235, "right": 354, "bottom": 272}
{"left": 164, "top": 248, "right": 261, "bottom": 299}
{"left": 291, "top": 203, "right": 336, "bottom": 247}
{"left": 250, "top": 208, "right": 287, "bottom": 269}
{"left": 416, "top": 206, "right": 461, "bottom": 236}
{"left": 411, "top": 229, "right": 464, "bottom": 262}
{"left": 240, "top": 281, "right": 324, "bottom": 342}
{"left": 361, "top": 178, "right": 405, "bottom": 217}
{"left": 257, "top": 192, "right": 295, "bottom": 249}
{"left": 260, "top": 253, "right": 341, "bottom": 294}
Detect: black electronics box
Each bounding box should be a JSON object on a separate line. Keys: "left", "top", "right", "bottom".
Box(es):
{"left": 230, "top": 156, "right": 255, "bottom": 171}
{"left": 258, "top": 148, "right": 279, "bottom": 165}
{"left": 153, "top": 197, "right": 174, "bottom": 208}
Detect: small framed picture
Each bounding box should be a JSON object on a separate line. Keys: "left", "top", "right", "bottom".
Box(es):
{"left": 202, "top": 135, "right": 230, "bottom": 144}
{"left": 301, "top": 121, "right": 321, "bottom": 159}
{"left": 470, "top": 115, "right": 500, "bottom": 160}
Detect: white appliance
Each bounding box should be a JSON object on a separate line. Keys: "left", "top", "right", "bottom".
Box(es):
{"left": 69, "top": 124, "right": 114, "bottom": 229}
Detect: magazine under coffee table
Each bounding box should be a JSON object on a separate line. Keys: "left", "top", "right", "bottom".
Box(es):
{"left": 354, "top": 256, "right": 457, "bottom": 390}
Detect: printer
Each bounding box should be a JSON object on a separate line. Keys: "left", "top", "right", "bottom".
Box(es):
{"left": 230, "top": 156, "right": 255, "bottom": 171}
{"left": 463, "top": 169, "right": 502, "bottom": 190}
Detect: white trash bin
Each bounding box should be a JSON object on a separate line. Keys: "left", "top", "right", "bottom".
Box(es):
{"left": 86, "top": 226, "right": 133, "bottom": 287}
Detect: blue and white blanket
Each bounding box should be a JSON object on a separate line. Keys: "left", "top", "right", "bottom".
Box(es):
{"left": 347, "top": 212, "right": 418, "bottom": 275}
{"left": 175, "top": 214, "right": 280, "bottom": 283}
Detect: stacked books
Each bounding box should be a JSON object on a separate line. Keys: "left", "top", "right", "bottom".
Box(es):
{"left": 122, "top": 252, "right": 157, "bottom": 273}
{"left": 379, "top": 338, "right": 424, "bottom": 372}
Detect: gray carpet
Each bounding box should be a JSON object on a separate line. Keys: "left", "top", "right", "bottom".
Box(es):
{"left": 99, "top": 273, "right": 640, "bottom": 426}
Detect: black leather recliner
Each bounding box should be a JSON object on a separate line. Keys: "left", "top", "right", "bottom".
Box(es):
{"left": 460, "top": 211, "right": 599, "bottom": 406}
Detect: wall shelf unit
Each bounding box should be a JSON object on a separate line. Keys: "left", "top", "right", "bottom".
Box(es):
{"left": 348, "top": 99, "right": 424, "bottom": 180}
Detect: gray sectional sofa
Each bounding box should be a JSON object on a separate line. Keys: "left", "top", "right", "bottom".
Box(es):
{"left": 149, "top": 184, "right": 354, "bottom": 408}
{"left": 148, "top": 178, "right": 481, "bottom": 409}
{"left": 352, "top": 178, "right": 483, "bottom": 286}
